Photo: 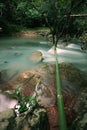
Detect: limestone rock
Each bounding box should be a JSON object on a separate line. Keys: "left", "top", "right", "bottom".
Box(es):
{"left": 30, "top": 51, "right": 43, "bottom": 62}
{"left": 0, "top": 109, "right": 15, "bottom": 121}
{"left": 0, "top": 107, "right": 48, "bottom": 130}
{"left": 0, "top": 121, "right": 9, "bottom": 130}
{"left": 0, "top": 94, "right": 17, "bottom": 112}
{"left": 0, "top": 109, "right": 16, "bottom": 130}
{"left": 8, "top": 63, "right": 87, "bottom": 129}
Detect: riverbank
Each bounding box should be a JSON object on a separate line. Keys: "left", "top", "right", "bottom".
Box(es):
{"left": 12, "top": 27, "right": 50, "bottom": 38}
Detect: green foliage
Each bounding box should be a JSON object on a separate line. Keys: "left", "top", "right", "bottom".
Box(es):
{"left": 5, "top": 85, "right": 39, "bottom": 114}
{"left": 79, "top": 33, "right": 87, "bottom": 43}
{"left": 0, "top": 0, "right": 87, "bottom": 37}
{"left": 0, "top": 2, "right": 4, "bottom": 8}
{"left": 31, "top": 0, "right": 87, "bottom": 45}
{"left": 5, "top": 85, "right": 25, "bottom": 102}
{"left": 0, "top": 0, "right": 44, "bottom": 35}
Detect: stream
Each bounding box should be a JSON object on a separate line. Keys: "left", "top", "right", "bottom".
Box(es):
{"left": 0, "top": 37, "right": 50, "bottom": 79}
{"left": 0, "top": 37, "right": 87, "bottom": 112}
{"left": 0, "top": 37, "right": 87, "bottom": 80}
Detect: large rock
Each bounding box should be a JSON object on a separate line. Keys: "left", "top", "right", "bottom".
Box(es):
{"left": 30, "top": 51, "right": 43, "bottom": 62}
{"left": 0, "top": 109, "right": 16, "bottom": 130}
{"left": 10, "top": 62, "right": 86, "bottom": 96}
{"left": 0, "top": 107, "right": 48, "bottom": 130}
{"left": 8, "top": 62, "right": 87, "bottom": 129}
{"left": 0, "top": 94, "right": 17, "bottom": 112}
{"left": 0, "top": 69, "right": 18, "bottom": 92}
{"left": 0, "top": 62, "right": 87, "bottom": 130}
{"left": 71, "top": 88, "right": 87, "bottom": 130}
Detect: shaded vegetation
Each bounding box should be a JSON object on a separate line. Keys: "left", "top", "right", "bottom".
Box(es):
{"left": 0, "top": 0, "right": 87, "bottom": 38}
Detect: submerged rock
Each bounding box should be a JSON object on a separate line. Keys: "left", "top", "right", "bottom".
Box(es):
{"left": 4, "top": 61, "right": 8, "bottom": 63}
{"left": 14, "top": 52, "right": 23, "bottom": 56}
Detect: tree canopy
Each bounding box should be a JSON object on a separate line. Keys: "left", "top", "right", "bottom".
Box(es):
{"left": 31, "top": 0, "right": 87, "bottom": 45}
{"left": 0, "top": 0, "right": 87, "bottom": 38}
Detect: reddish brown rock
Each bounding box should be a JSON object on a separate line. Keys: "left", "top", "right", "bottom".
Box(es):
{"left": 0, "top": 63, "right": 87, "bottom": 129}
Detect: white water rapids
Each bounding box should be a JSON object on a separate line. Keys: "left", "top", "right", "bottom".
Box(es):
{"left": 39, "top": 43, "right": 87, "bottom": 75}
{"left": 0, "top": 38, "right": 87, "bottom": 77}
{"left": 0, "top": 38, "right": 87, "bottom": 112}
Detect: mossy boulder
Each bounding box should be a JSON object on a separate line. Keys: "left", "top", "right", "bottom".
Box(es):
{"left": 0, "top": 107, "right": 48, "bottom": 130}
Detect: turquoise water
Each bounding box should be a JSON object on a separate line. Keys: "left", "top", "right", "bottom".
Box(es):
{"left": 40, "top": 43, "right": 87, "bottom": 75}
{"left": 0, "top": 37, "right": 87, "bottom": 80}
{"left": 0, "top": 37, "right": 50, "bottom": 79}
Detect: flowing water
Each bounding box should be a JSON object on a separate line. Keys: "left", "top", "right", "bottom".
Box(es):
{"left": 0, "top": 37, "right": 50, "bottom": 79}
{"left": 41, "top": 43, "right": 87, "bottom": 75}
{"left": 0, "top": 37, "right": 87, "bottom": 112}
{"left": 0, "top": 37, "right": 87, "bottom": 80}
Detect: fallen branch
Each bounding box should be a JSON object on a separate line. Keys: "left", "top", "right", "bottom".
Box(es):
{"left": 64, "top": 14, "right": 87, "bottom": 17}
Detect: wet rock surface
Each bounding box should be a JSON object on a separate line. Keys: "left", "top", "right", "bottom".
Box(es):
{"left": 30, "top": 51, "right": 43, "bottom": 62}
{"left": 0, "top": 109, "right": 16, "bottom": 130}
{"left": 0, "top": 108, "right": 48, "bottom": 130}
{"left": 71, "top": 88, "right": 87, "bottom": 130}
{"left": 0, "top": 62, "right": 87, "bottom": 130}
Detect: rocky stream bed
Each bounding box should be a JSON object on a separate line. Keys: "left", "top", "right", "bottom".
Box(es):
{"left": 0, "top": 62, "right": 87, "bottom": 130}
